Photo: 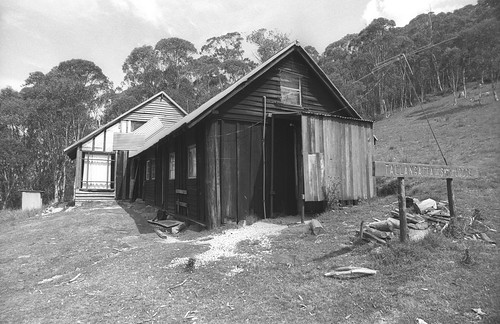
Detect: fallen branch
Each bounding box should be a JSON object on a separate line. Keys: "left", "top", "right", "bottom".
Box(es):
{"left": 68, "top": 273, "right": 81, "bottom": 283}
{"left": 168, "top": 279, "right": 188, "bottom": 293}
{"left": 325, "top": 266, "right": 377, "bottom": 279}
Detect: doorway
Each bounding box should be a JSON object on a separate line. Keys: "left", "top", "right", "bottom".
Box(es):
{"left": 271, "top": 117, "right": 300, "bottom": 216}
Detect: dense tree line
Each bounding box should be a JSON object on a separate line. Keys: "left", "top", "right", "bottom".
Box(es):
{"left": 321, "top": 0, "right": 499, "bottom": 116}
{"left": 1, "top": 1, "right": 499, "bottom": 208}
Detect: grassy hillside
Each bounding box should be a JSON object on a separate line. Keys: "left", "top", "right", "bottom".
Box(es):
{"left": 374, "top": 86, "right": 499, "bottom": 209}
{"left": 0, "top": 89, "right": 498, "bottom": 324}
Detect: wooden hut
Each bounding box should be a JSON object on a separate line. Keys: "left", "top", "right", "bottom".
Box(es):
{"left": 64, "top": 92, "right": 186, "bottom": 203}
{"left": 129, "top": 43, "right": 375, "bottom": 228}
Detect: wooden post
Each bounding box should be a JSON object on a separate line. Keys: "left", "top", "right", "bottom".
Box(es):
{"left": 397, "top": 177, "right": 408, "bottom": 242}
{"left": 446, "top": 178, "right": 456, "bottom": 234}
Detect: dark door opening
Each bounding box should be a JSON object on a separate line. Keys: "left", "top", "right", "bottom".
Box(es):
{"left": 272, "top": 118, "right": 300, "bottom": 215}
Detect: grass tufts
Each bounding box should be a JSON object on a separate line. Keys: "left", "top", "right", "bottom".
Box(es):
{"left": 0, "top": 208, "right": 41, "bottom": 224}
{"left": 371, "top": 233, "right": 455, "bottom": 272}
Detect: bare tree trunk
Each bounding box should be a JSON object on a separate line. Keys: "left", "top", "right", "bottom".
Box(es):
{"left": 54, "top": 172, "right": 59, "bottom": 204}
{"left": 62, "top": 161, "right": 67, "bottom": 202}
{"left": 491, "top": 71, "right": 499, "bottom": 101}
{"left": 462, "top": 67, "right": 467, "bottom": 99}
{"left": 432, "top": 54, "right": 443, "bottom": 92}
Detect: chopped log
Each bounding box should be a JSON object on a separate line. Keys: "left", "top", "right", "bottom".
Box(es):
{"left": 324, "top": 266, "right": 377, "bottom": 279}
{"left": 414, "top": 198, "right": 437, "bottom": 214}
{"left": 364, "top": 227, "right": 392, "bottom": 239}
{"left": 390, "top": 211, "right": 426, "bottom": 223}
{"left": 408, "top": 222, "right": 429, "bottom": 230}
{"left": 387, "top": 217, "right": 400, "bottom": 229}
{"left": 421, "top": 215, "right": 448, "bottom": 224}
{"left": 362, "top": 231, "right": 387, "bottom": 244}
{"left": 368, "top": 219, "right": 394, "bottom": 232}
{"left": 310, "top": 219, "right": 325, "bottom": 235}
{"left": 427, "top": 210, "right": 450, "bottom": 218}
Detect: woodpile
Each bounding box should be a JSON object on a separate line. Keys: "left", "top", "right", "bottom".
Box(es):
{"left": 358, "top": 197, "right": 448, "bottom": 243}
{"left": 359, "top": 199, "right": 496, "bottom": 244}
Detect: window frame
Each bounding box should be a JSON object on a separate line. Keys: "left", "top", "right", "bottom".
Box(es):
{"left": 169, "top": 152, "right": 175, "bottom": 180}
{"left": 187, "top": 145, "right": 197, "bottom": 179}
{"left": 145, "top": 160, "right": 151, "bottom": 180}
{"left": 151, "top": 159, "right": 156, "bottom": 180}
{"left": 280, "top": 70, "right": 302, "bottom": 107}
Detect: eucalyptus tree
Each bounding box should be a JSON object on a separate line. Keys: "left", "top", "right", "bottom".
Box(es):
{"left": 22, "top": 59, "right": 112, "bottom": 202}
{"left": 0, "top": 87, "right": 31, "bottom": 208}
{"left": 246, "top": 28, "right": 291, "bottom": 63}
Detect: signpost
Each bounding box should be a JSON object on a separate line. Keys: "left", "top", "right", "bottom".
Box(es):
{"left": 373, "top": 161, "right": 479, "bottom": 242}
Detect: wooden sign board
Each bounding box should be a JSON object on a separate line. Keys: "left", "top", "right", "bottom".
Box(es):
{"left": 373, "top": 161, "right": 479, "bottom": 179}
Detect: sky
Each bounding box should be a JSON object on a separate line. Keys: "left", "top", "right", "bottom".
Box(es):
{"left": 0, "top": 0, "right": 477, "bottom": 91}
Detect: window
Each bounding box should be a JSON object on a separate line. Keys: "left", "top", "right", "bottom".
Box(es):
{"left": 169, "top": 152, "right": 175, "bottom": 180}
{"left": 131, "top": 121, "right": 146, "bottom": 132}
{"left": 146, "top": 160, "right": 151, "bottom": 180}
{"left": 188, "top": 145, "right": 197, "bottom": 179}
{"left": 151, "top": 159, "right": 156, "bottom": 180}
{"left": 280, "top": 71, "right": 301, "bottom": 106}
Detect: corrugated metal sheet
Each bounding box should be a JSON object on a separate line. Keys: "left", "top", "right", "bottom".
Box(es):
{"left": 132, "top": 117, "right": 163, "bottom": 135}
{"left": 113, "top": 117, "right": 163, "bottom": 151}
{"left": 113, "top": 133, "right": 146, "bottom": 151}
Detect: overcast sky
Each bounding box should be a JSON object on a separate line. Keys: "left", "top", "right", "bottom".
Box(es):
{"left": 0, "top": 0, "right": 476, "bottom": 90}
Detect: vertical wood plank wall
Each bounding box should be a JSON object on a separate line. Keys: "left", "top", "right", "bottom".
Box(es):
{"left": 302, "top": 115, "right": 374, "bottom": 201}
{"left": 205, "top": 118, "right": 265, "bottom": 227}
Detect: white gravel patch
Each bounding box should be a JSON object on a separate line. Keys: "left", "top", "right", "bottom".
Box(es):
{"left": 167, "top": 221, "right": 286, "bottom": 268}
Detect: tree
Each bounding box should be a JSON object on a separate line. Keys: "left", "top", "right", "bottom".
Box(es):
{"left": 0, "top": 88, "right": 32, "bottom": 209}
{"left": 155, "top": 37, "right": 197, "bottom": 89}
{"left": 23, "top": 59, "right": 112, "bottom": 203}
{"left": 201, "top": 32, "right": 245, "bottom": 61}
{"left": 122, "top": 45, "right": 162, "bottom": 99}
{"left": 101, "top": 91, "right": 140, "bottom": 123}
{"left": 246, "top": 29, "right": 291, "bottom": 63}
{"left": 304, "top": 45, "right": 320, "bottom": 62}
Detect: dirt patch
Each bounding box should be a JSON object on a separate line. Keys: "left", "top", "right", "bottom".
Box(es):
{"left": 165, "top": 221, "right": 287, "bottom": 267}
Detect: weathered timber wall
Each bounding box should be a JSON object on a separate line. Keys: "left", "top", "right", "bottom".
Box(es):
{"left": 218, "top": 52, "right": 351, "bottom": 122}
{"left": 302, "top": 115, "right": 374, "bottom": 201}
{"left": 125, "top": 96, "right": 184, "bottom": 127}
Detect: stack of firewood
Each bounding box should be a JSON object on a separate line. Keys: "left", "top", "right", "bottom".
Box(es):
{"left": 358, "top": 197, "right": 448, "bottom": 243}
{"left": 358, "top": 198, "right": 496, "bottom": 244}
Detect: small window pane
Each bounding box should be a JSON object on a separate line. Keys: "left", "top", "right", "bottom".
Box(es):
{"left": 280, "top": 71, "right": 301, "bottom": 106}
{"left": 188, "top": 145, "right": 196, "bottom": 179}
{"left": 146, "top": 160, "right": 151, "bottom": 180}
{"left": 169, "top": 153, "right": 175, "bottom": 180}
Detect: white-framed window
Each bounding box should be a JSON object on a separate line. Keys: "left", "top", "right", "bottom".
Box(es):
{"left": 280, "top": 71, "right": 302, "bottom": 106}
{"left": 169, "top": 152, "right": 175, "bottom": 180}
{"left": 145, "top": 160, "right": 151, "bottom": 180}
{"left": 151, "top": 159, "right": 156, "bottom": 180}
{"left": 188, "top": 145, "right": 197, "bottom": 179}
